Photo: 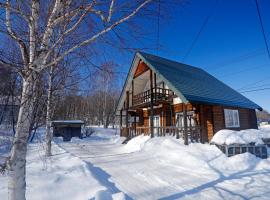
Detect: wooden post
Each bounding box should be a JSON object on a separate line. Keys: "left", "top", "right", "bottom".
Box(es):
{"left": 134, "top": 114, "right": 137, "bottom": 136}
{"left": 123, "top": 102, "right": 126, "bottom": 126}
{"left": 154, "top": 73, "right": 157, "bottom": 100}
{"left": 183, "top": 104, "right": 188, "bottom": 145}
{"left": 120, "top": 109, "right": 123, "bottom": 127}
{"left": 199, "top": 105, "right": 205, "bottom": 143}
{"left": 150, "top": 70, "right": 154, "bottom": 138}
{"left": 131, "top": 80, "right": 134, "bottom": 106}
{"left": 126, "top": 91, "right": 129, "bottom": 110}
{"left": 120, "top": 109, "right": 123, "bottom": 136}
{"left": 126, "top": 91, "right": 129, "bottom": 137}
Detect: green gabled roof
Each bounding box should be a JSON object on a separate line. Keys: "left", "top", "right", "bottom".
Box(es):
{"left": 137, "top": 52, "right": 262, "bottom": 110}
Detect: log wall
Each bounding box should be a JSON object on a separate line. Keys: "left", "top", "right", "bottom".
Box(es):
{"left": 133, "top": 103, "right": 258, "bottom": 143}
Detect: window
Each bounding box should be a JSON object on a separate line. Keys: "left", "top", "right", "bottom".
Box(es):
{"left": 175, "top": 113, "right": 183, "bottom": 128}
{"left": 175, "top": 111, "right": 195, "bottom": 128}
{"left": 224, "top": 109, "right": 240, "bottom": 128}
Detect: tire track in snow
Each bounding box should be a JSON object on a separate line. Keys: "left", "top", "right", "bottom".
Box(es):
{"left": 56, "top": 141, "right": 133, "bottom": 200}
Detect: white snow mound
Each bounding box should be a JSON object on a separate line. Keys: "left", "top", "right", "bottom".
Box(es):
{"left": 211, "top": 128, "right": 270, "bottom": 145}
{"left": 124, "top": 135, "right": 150, "bottom": 152}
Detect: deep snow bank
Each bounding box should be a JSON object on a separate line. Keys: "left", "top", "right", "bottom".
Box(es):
{"left": 0, "top": 142, "right": 105, "bottom": 200}
{"left": 124, "top": 135, "right": 150, "bottom": 152}
{"left": 211, "top": 128, "right": 270, "bottom": 145}
{"left": 125, "top": 135, "right": 270, "bottom": 173}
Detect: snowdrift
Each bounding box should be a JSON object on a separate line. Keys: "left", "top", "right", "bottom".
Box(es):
{"left": 211, "top": 127, "right": 270, "bottom": 145}
{"left": 125, "top": 135, "right": 270, "bottom": 173}
{"left": 124, "top": 135, "right": 150, "bottom": 152}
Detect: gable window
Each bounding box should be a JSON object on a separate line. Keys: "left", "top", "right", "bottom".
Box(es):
{"left": 224, "top": 109, "right": 240, "bottom": 128}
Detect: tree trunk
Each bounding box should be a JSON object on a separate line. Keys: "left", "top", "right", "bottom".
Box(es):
{"left": 7, "top": 74, "right": 36, "bottom": 200}
{"left": 45, "top": 67, "right": 53, "bottom": 156}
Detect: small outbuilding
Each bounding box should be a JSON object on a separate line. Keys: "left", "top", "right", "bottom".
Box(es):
{"left": 51, "top": 120, "right": 84, "bottom": 141}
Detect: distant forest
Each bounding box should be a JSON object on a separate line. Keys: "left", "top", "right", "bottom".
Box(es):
{"left": 0, "top": 62, "right": 122, "bottom": 129}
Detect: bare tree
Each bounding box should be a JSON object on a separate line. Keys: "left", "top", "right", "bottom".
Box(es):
{"left": 52, "top": 61, "right": 120, "bottom": 128}
{"left": 44, "top": 65, "right": 54, "bottom": 156}
{"left": 91, "top": 61, "right": 118, "bottom": 127}
{"left": 45, "top": 56, "right": 81, "bottom": 156}
{"left": 0, "top": 1, "right": 156, "bottom": 199}
{"left": 257, "top": 110, "right": 270, "bottom": 123}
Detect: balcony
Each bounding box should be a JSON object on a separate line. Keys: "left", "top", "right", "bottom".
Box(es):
{"left": 132, "top": 87, "right": 175, "bottom": 108}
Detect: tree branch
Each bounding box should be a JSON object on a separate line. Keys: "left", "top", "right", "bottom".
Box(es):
{"left": 5, "top": 0, "right": 29, "bottom": 67}
{"left": 46, "top": 0, "right": 153, "bottom": 68}
{"left": 42, "top": 3, "right": 95, "bottom": 63}
{"left": 107, "top": 0, "right": 115, "bottom": 22}
{"left": 0, "top": 2, "right": 30, "bottom": 23}
{"left": 29, "top": 0, "right": 40, "bottom": 64}
{"left": 41, "top": 0, "right": 69, "bottom": 50}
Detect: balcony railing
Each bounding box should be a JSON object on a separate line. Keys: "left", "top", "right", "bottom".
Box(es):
{"left": 121, "top": 126, "right": 201, "bottom": 142}
{"left": 132, "top": 87, "right": 174, "bottom": 107}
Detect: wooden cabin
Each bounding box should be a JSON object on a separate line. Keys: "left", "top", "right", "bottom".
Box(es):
{"left": 116, "top": 52, "right": 262, "bottom": 144}
{"left": 51, "top": 120, "right": 84, "bottom": 141}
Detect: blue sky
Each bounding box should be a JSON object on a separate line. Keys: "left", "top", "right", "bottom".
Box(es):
{"left": 2, "top": 0, "right": 268, "bottom": 110}
{"left": 111, "top": 0, "right": 270, "bottom": 111}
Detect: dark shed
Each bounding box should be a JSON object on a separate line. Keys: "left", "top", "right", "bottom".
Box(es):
{"left": 51, "top": 120, "right": 84, "bottom": 141}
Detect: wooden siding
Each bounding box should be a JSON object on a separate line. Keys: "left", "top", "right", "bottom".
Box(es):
{"left": 212, "top": 106, "right": 224, "bottom": 134}
{"left": 249, "top": 109, "right": 258, "bottom": 129}
{"left": 198, "top": 105, "right": 213, "bottom": 143}
{"left": 134, "top": 61, "right": 149, "bottom": 78}
{"left": 131, "top": 103, "right": 258, "bottom": 143}
{"left": 212, "top": 105, "right": 258, "bottom": 133}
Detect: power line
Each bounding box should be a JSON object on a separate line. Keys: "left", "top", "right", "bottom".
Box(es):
{"left": 208, "top": 48, "right": 265, "bottom": 72}
{"left": 254, "top": 0, "right": 270, "bottom": 60}
{"left": 238, "top": 83, "right": 270, "bottom": 91}
{"left": 216, "top": 63, "right": 268, "bottom": 79}
{"left": 182, "top": 0, "right": 218, "bottom": 62}
{"left": 237, "top": 76, "right": 270, "bottom": 91}
{"left": 240, "top": 87, "right": 270, "bottom": 93}
{"left": 156, "top": 0, "right": 161, "bottom": 55}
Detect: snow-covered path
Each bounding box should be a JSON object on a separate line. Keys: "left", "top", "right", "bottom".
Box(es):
{"left": 1, "top": 127, "right": 270, "bottom": 199}
{"left": 57, "top": 129, "right": 270, "bottom": 200}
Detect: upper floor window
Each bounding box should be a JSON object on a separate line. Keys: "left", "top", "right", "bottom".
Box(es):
{"left": 224, "top": 109, "right": 240, "bottom": 128}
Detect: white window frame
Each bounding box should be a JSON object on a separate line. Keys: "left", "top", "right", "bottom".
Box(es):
{"left": 149, "top": 115, "right": 160, "bottom": 128}
{"left": 175, "top": 113, "right": 183, "bottom": 128}
{"left": 175, "top": 111, "right": 195, "bottom": 128}
{"left": 224, "top": 109, "right": 240, "bottom": 128}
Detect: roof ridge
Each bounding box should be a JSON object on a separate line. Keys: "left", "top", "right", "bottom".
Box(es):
{"left": 137, "top": 51, "right": 203, "bottom": 71}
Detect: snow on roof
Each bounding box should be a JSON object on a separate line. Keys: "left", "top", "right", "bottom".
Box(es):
{"left": 211, "top": 127, "right": 270, "bottom": 145}
{"left": 51, "top": 120, "right": 84, "bottom": 124}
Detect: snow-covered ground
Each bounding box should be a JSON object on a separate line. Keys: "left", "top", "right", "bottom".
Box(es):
{"left": 1, "top": 127, "right": 270, "bottom": 199}
{"left": 0, "top": 128, "right": 13, "bottom": 165}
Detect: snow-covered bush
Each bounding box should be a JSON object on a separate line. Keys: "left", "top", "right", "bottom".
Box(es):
{"left": 82, "top": 127, "right": 95, "bottom": 137}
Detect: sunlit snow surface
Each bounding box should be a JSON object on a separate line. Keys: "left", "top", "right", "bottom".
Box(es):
{"left": 211, "top": 125, "right": 270, "bottom": 145}
{"left": 0, "top": 126, "right": 270, "bottom": 199}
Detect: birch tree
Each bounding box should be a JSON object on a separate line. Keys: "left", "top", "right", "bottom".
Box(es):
{"left": 45, "top": 57, "right": 78, "bottom": 156}
{"left": 0, "top": 0, "right": 155, "bottom": 199}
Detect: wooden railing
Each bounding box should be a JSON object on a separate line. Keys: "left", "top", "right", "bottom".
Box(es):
{"left": 121, "top": 126, "right": 201, "bottom": 142}
{"left": 132, "top": 87, "right": 174, "bottom": 107}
